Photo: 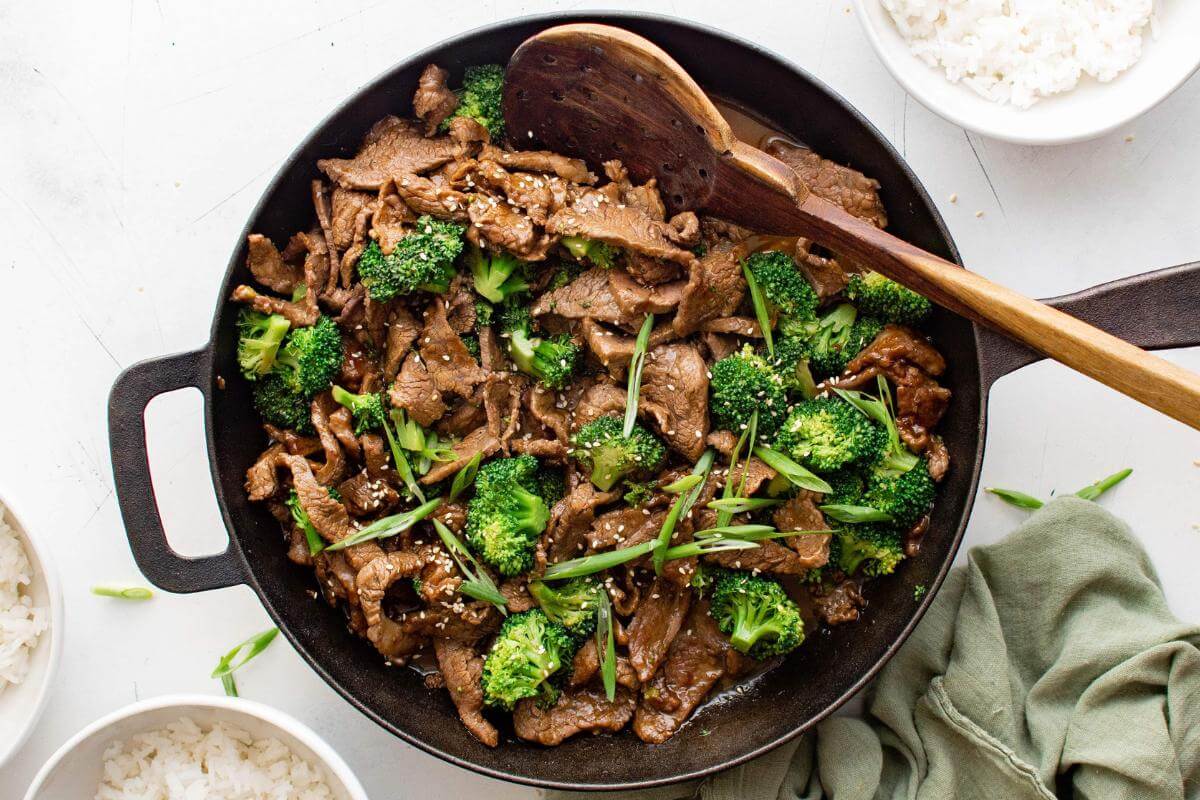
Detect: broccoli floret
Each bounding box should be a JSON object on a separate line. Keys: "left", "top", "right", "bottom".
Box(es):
{"left": 769, "top": 336, "right": 819, "bottom": 399}
{"left": 443, "top": 64, "right": 506, "bottom": 139}
{"left": 467, "top": 244, "right": 529, "bottom": 303}
{"left": 237, "top": 309, "right": 290, "bottom": 380}
{"left": 561, "top": 236, "right": 618, "bottom": 269}
{"left": 775, "top": 396, "right": 885, "bottom": 473}
{"left": 622, "top": 480, "right": 656, "bottom": 507}
{"left": 709, "top": 571, "right": 805, "bottom": 659}
{"left": 528, "top": 577, "right": 603, "bottom": 638}
{"left": 846, "top": 271, "right": 931, "bottom": 325}
{"left": 570, "top": 416, "right": 666, "bottom": 491}
{"left": 802, "top": 304, "right": 884, "bottom": 378}
{"left": 252, "top": 375, "right": 312, "bottom": 433}
{"left": 481, "top": 608, "right": 573, "bottom": 709}
{"left": 710, "top": 345, "right": 789, "bottom": 439}
{"left": 330, "top": 385, "right": 386, "bottom": 433}
{"left": 465, "top": 455, "right": 551, "bottom": 576}
{"left": 836, "top": 524, "right": 905, "bottom": 577}
{"left": 356, "top": 218, "right": 465, "bottom": 301}
{"left": 825, "top": 471, "right": 866, "bottom": 506}
{"left": 275, "top": 315, "right": 342, "bottom": 398}
{"left": 498, "top": 301, "right": 581, "bottom": 389}
{"left": 474, "top": 300, "right": 494, "bottom": 328}
{"left": 861, "top": 458, "right": 935, "bottom": 528}
{"left": 533, "top": 466, "right": 566, "bottom": 508}
{"left": 745, "top": 250, "right": 819, "bottom": 320}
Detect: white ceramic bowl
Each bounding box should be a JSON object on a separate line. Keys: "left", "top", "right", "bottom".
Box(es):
{"left": 853, "top": 0, "right": 1200, "bottom": 144}
{"left": 24, "top": 695, "right": 369, "bottom": 800}
{"left": 0, "top": 496, "right": 63, "bottom": 770}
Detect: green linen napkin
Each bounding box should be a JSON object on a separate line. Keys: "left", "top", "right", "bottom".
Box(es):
{"left": 555, "top": 497, "right": 1200, "bottom": 800}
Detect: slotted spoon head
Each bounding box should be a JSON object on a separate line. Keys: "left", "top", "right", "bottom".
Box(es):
{"left": 502, "top": 23, "right": 810, "bottom": 220}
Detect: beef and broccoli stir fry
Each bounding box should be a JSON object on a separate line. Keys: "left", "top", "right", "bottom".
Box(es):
{"left": 235, "top": 62, "right": 952, "bottom": 747}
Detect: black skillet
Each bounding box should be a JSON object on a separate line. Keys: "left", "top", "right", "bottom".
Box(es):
{"left": 107, "top": 13, "right": 1200, "bottom": 792}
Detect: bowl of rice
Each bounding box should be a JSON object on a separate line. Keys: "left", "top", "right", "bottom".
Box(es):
{"left": 24, "top": 694, "right": 369, "bottom": 800}
{"left": 0, "top": 496, "right": 60, "bottom": 769}
{"left": 853, "top": 0, "right": 1200, "bottom": 144}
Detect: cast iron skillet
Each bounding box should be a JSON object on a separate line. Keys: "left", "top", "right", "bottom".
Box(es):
{"left": 107, "top": 12, "right": 1200, "bottom": 791}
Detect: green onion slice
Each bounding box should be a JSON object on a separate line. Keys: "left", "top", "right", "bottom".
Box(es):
{"left": 326, "top": 498, "right": 442, "bottom": 551}
{"left": 653, "top": 449, "right": 714, "bottom": 575}
{"left": 818, "top": 504, "right": 895, "bottom": 523}
{"left": 595, "top": 589, "right": 617, "bottom": 702}
{"left": 742, "top": 259, "right": 774, "bottom": 357}
{"left": 92, "top": 586, "right": 153, "bottom": 601}
{"left": 753, "top": 445, "right": 833, "bottom": 494}
{"left": 211, "top": 627, "right": 280, "bottom": 697}
{"left": 448, "top": 452, "right": 482, "bottom": 502}
{"left": 623, "top": 314, "right": 655, "bottom": 438}
{"left": 433, "top": 519, "right": 507, "bottom": 613}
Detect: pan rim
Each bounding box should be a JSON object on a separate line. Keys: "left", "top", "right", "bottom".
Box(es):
{"left": 199, "top": 10, "right": 979, "bottom": 791}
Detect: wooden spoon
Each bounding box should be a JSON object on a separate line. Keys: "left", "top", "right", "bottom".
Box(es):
{"left": 502, "top": 23, "right": 1200, "bottom": 430}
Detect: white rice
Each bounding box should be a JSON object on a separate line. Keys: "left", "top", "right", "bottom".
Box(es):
{"left": 97, "top": 717, "right": 337, "bottom": 800}
{"left": 880, "top": 0, "right": 1157, "bottom": 108}
{"left": 0, "top": 504, "right": 47, "bottom": 692}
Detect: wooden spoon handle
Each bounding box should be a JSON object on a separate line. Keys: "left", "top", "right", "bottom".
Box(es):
{"left": 802, "top": 195, "right": 1200, "bottom": 430}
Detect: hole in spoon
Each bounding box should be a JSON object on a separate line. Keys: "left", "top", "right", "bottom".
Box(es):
{"left": 542, "top": 53, "right": 557, "bottom": 65}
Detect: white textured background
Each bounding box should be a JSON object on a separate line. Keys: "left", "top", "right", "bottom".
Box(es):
{"left": 2, "top": 1, "right": 1198, "bottom": 798}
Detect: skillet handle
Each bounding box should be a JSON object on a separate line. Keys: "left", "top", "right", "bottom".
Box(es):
{"left": 108, "top": 349, "right": 247, "bottom": 593}
{"left": 979, "top": 261, "right": 1200, "bottom": 389}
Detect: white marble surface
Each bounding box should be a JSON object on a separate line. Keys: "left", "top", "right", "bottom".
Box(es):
{"left": 2, "top": 1, "right": 1198, "bottom": 797}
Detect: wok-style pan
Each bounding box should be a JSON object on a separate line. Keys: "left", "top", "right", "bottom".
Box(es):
{"left": 107, "top": 13, "right": 1200, "bottom": 792}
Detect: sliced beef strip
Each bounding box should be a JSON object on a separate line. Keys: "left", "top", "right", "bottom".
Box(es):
{"left": 436, "top": 391, "right": 488, "bottom": 439}
{"left": 569, "top": 639, "right": 639, "bottom": 690}
{"left": 835, "top": 325, "right": 951, "bottom": 470}
{"left": 765, "top": 139, "right": 888, "bottom": 229}
{"left": 479, "top": 144, "right": 595, "bottom": 184}
{"left": 499, "top": 578, "right": 536, "bottom": 613}
{"left": 640, "top": 342, "right": 709, "bottom": 461}
{"left": 795, "top": 238, "right": 852, "bottom": 300}
{"left": 431, "top": 637, "right": 498, "bottom": 747}
{"left": 264, "top": 425, "right": 322, "bottom": 457}
{"left": 510, "top": 438, "right": 567, "bottom": 460}
{"left": 245, "top": 444, "right": 285, "bottom": 502}
{"left": 230, "top": 284, "right": 318, "bottom": 328}
{"left": 469, "top": 160, "right": 565, "bottom": 226}
{"left": 603, "top": 159, "right": 666, "bottom": 220}
{"left": 705, "top": 535, "right": 829, "bottom": 575}
{"left": 578, "top": 319, "right": 680, "bottom": 377}
{"left": 444, "top": 274, "right": 477, "bottom": 334}
{"left": 331, "top": 188, "right": 378, "bottom": 251}
{"left": 546, "top": 191, "right": 698, "bottom": 268}
{"left": 527, "top": 385, "right": 569, "bottom": 445}
{"left": 413, "top": 64, "right": 459, "bottom": 136}
{"left": 701, "top": 332, "right": 739, "bottom": 362}
{"left": 393, "top": 173, "right": 470, "bottom": 222}
{"left": 371, "top": 190, "right": 415, "bottom": 255}
{"left": 360, "top": 433, "right": 390, "bottom": 481}
{"left": 310, "top": 394, "right": 346, "bottom": 486}
{"left": 420, "top": 426, "right": 500, "bottom": 485}
{"left": 337, "top": 469, "right": 400, "bottom": 518}
{"left": 773, "top": 491, "right": 829, "bottom": 533}
{"left": 544, "top": 482, "right": 621, "bottom": 563}
{"left": 531, "top": 268, "right": 625, "bottom": 324}
{"left": 701, "top": 316, "right": 762, "bottom": 337}
{"left": 390, "top": 351, "right": 448, "bottom": 427}
{"left": 418, "top": 298, "right": 485, "bottom": 399}
{"left": 813, "top": 578, "right": 866, "bottom": 626}
{"left": 382, "top": 305, "right": 420, "bottom": 379}
{"left": 625, "top": 254, "right": 683, "bottom": 286}
{"left": 513, "top": 685, "right": 638, "bottom": 746}
{"left": 586, "top": 506, "right": 662, "bottom": 552}
{"left": 317, "top": 116, "right": 457, "bottom": 190}
{"left": 483, "top": 372, "right": 527, "bottom": 449}
{"left": 627, "top": 577, "right": 693, "bottom": 683}
{"left": 327, "top": 408, "right": 362, "bottom": 461}
{"left": 633, "top": 600, "right": 730, "bottom": 744}
{"left": 607, "top": 269, "right": 686, "bottom": 317}
{"left": 674, "top": 242, "right": 747, "bottom": 336}
{"left": 245, "top": 234, "right": 303, "bottom": 295}
{"left": 466, "top": 194, "right": 553, "bottom": 260}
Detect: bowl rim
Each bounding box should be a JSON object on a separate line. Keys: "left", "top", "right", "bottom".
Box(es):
{"left": 0, "top": 492, "right": 64, "bottom": 772}
{"left": 851, "top": 0, "right": 1200, "bottom": 145}
{"left": 22, "top": 693, "right": 370, "bottom": 800}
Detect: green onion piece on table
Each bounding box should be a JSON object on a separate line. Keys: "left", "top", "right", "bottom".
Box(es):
{"left": 211, "top": 627, "right": 280, "bottom": 697}
{"left": 91, "top": 586, "right": 153, "bottom": 601}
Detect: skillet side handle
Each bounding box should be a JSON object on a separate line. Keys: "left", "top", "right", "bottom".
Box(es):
{"left": 978, "top": 261, "right": 1200, "bottom": 388}
{"left": 108, "top": 349, "right": 247, "bottom": 593}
